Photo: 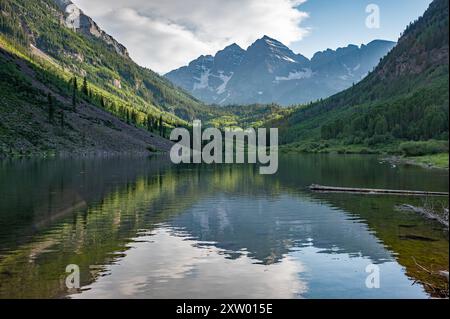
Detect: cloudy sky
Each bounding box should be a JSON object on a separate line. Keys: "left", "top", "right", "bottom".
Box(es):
{"left": 72, "top": 0, "right": 433, "bottom": 74}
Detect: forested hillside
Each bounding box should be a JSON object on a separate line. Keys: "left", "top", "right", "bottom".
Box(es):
{"left": 0, "top": 38, "right": 179, "bottom": 156}
{"left": 0, "top": 0, "right": 213, "bottom": 123}
{"left": 276, "top": 0, "right": 448, "bottom": 156}
{"left": 0, "top": 0, "right": 225, "bottom": 155}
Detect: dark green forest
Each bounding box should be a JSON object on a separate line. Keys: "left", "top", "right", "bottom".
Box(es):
{"left": 274, "top": 0, "right": 448, "bottom": 156}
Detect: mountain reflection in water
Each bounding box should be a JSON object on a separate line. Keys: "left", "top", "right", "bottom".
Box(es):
{"left": 0, "top": 154, "right": 448, "bottom": 298}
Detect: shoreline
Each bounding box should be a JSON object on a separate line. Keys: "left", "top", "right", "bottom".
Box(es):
{"left": 0, "top": 149, "right": 169, "bottom": 161}
{"left": 2, "top": 150, "right": 448, "bottom": 171}
{"left": 383, "top": 154, "right": 449, "bottom": 170}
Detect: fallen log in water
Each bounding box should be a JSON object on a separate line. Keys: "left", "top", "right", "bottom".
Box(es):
{"left": 396, "top": 204, "right": 449, "bottom": 228}
{"left": 309, "top": 184, "right": 449, "bottom": 197}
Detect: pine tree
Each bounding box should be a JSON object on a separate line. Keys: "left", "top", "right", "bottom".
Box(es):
{"left": 131, "top": 111, "right": 137, "bottom": 125}
{"left": 147, "top": 115, "right": 153, "bottom": 132}
{"left": 374, "top": 115, "right": 388, "bottom": 135}
{"left": 159, "top": 116, "right": 163, "bottom": 136}
{"left": 48, "top": 93, "right": 54, "bottom": 123}
{"left": 82, "top": 77, "right": 89, "bottom": 97}
{"left": 72, "top": 77, "right": 77, "bottom": 111}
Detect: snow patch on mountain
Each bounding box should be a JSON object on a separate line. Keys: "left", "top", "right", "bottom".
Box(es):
{"left": 166, "top": 35, "right": 396, "bottom": 106}
{"left": 276, "top": 55, "right": 297, "bottom": 63}
{"left": 193, "top": 69, "right": 211, "bottom": 90}
{"left": 216, "top": 72, "right": 233, "bottom": 94}
{"left": 275, "top": 68, "right": 313, "bottom": 82}
{"left": 264, "top": 38, "right": 287, "bottom": 50}
{"left": 219, "top": 93, "right": 231, "bottom": 105}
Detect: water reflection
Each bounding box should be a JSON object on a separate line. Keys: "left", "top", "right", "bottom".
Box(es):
{"left": 170, "top": 194, "right": 393, "bottom": 264}
{"left": 74, "top": 228, "right": 307, "bottom": 299}
{"left": 0, "top": 155, "right": 447, "bottom": 298}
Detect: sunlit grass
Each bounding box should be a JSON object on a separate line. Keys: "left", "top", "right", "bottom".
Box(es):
{"left": 409, "top": 153, "right": 449, "bottom": 169}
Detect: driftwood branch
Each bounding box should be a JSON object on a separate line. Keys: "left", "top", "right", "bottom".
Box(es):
{"left": 396, "top": 204, "right": 449, "bottom": 228}
{"left": 411, "top": 257, "right": 449, "bottom": 298}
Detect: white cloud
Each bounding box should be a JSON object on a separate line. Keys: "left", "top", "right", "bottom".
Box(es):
{"left": 72, "top": 0, "right": 309, "bottom": 74}
{"left": 73, "top": 228, "right": 307, "bottom": 298}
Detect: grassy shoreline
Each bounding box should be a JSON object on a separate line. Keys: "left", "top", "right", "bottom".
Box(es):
{"left": 281, "top": 139, "right": 449, "bottom": 169}
{"left": 396, "top": 153, "right": 449, "bottom": 169}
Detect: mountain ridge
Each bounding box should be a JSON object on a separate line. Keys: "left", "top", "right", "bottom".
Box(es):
{"left": 166, "top": 36, "right": 396, "bottom": 106}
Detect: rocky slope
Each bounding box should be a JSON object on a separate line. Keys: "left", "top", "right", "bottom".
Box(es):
{"left": 53, "top": 0, "right": 129, "bottom": 57}
{"left": 0, "top": 45, "right": 173, "bottom": 156}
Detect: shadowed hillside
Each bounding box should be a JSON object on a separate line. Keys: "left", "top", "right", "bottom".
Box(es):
{"left": 274, "top": 0, "right": 448, "bottom": 156}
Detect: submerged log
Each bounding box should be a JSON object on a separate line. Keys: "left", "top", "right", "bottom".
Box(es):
{"left": 396, "top": 204, "right": 449, "bottom": 228}
{"left": 309, "top": 184, "right": 449, "bottom": 197}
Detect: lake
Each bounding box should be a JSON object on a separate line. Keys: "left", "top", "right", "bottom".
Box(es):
{"left": 0, "top": 154, "right": 448, "bottom": 299}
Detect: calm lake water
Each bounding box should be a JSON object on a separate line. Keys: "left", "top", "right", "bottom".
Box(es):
{"left": 0, "top": 154, "right": 448, "bottom": 299}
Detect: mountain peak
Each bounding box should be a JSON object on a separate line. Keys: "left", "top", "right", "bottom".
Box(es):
{"left": 223, "top": 43, "right": 244, "bottom": 51}
{"left": 365, "top": 39, "right": 397, "bottom": 49}
{"left": 188, "top": 54, "right": 214, "bottom": 66}
{"left": 52, "top": 0, "right": 129, "bottom": 57}
{"left": 167, "top": 36, "right": 396, "bottom": 106}
{"left": 248, "top": 36, "right": 291, "bottom": 53}
{"left": 367, "top": 39, "right": 396, "bottom": 45}
{"left": 261, "top": 35, "right": 276, "bottom": 41}
{"left": 53, "top": 0, "right": 73, "bottom": 9}
{"left": 258, "top": 35, "right": 286, "bottom": 47}
{"left": 216, "top": 43, "right": 245, "bottom": 58}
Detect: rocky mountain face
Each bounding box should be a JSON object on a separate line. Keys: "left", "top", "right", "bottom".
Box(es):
{"left": 166, "top": 36, "right": 396, "bottom": 106}
{"left": 165, "top": 44, "right": 245, "bottom": 104}
{"left": 53, "top": 0, "right": 129, "bottom": 57}
{"left": 375, "top": 0, "right": 448, "bottom": 80}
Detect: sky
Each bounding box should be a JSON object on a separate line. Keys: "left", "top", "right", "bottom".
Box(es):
{"left": 72, "top": 0, "right": 433, "bottom": 74}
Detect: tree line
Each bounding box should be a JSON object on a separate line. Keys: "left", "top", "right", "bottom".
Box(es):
{"left": 320, "top": 86, "right": 448, "bottom": 146}
{"left": 46, "top": 75, "right": 171, "bottom": 138}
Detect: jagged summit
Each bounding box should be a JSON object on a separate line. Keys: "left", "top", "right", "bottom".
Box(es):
{"left": 248, "top": 35, "right": 293, "bottom": 53}
{"left": 166, "top": 36, "right": 396, "bottom": 106}
{"left": 261, "top": 35, "right": 280, "bottom": 42}
{"left": 221, "top": 43, "right": 244, "bottom": 52}
{"left": 52, "top": 0, "right": 129, "bottom": 57}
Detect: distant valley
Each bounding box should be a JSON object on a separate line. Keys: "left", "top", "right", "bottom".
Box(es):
{"left": 0, "top": 0, "right": 447, "bottom": 160}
